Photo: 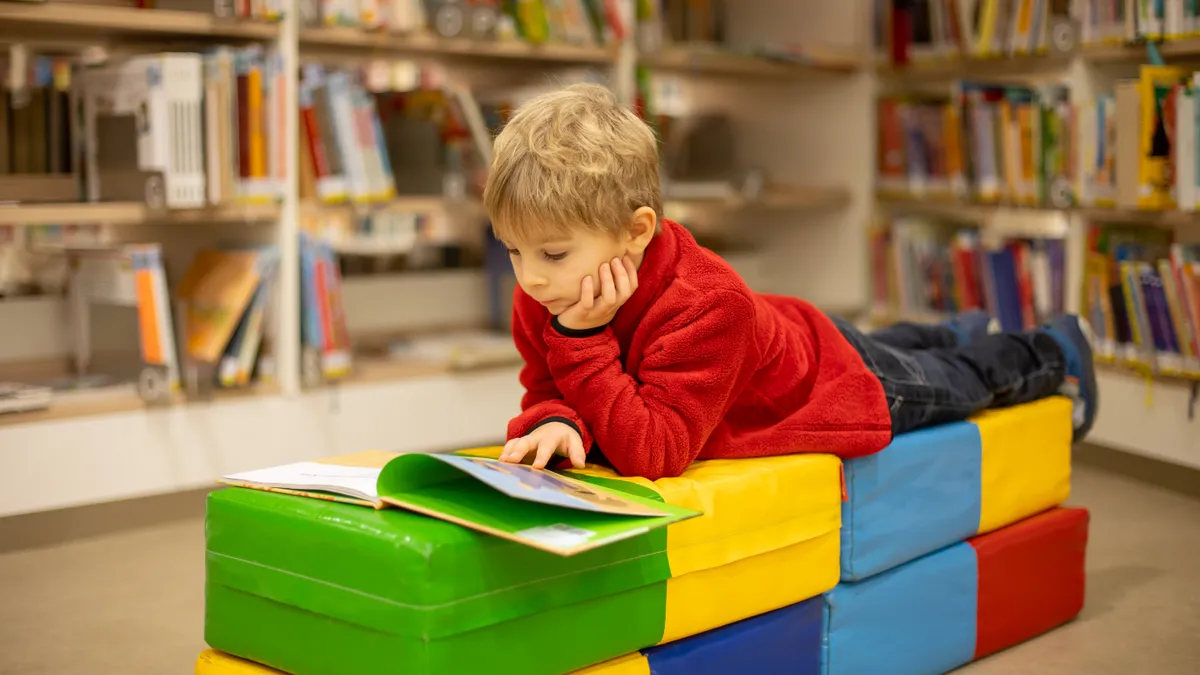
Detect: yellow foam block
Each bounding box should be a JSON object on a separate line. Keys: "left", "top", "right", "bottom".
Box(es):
{"left": 974, "top": 396, "right": 1073, "bottom": 533}
{"left": 572, "top": 653, "right": 651, "bottom": 675}
{"left": 196, "top": 650, "right": 284, "bottom": 675}
{"left": 198, "top": 648, "right": 654, "bottom": 675}
{"left": 571, "top": 454, "right": 842, "bottom": 644}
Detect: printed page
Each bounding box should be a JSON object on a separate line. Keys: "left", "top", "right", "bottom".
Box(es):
{"left": 428, "top": 455, "right": 668, "bottom": 517}
{"left": 220, "top": 461, "right": 382, "bottom": 504}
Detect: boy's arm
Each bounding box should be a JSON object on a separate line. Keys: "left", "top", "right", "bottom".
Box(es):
{"left": 543, "top": 290, "right": 754, "bottom": 481}
{"left": 507, "top": 293, "right": 594, "bottom": 447}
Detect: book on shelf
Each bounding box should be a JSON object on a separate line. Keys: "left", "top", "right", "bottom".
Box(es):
{"left": 78, "top": 47, "right": 287, "bottom": 209}
{"left": 877, "top": 82, "right": 1074, "bottom": 206}
{"left": 300, "top": 232, "right": 353, "bottom": 382}
{"left": 871, "top": 215, "right": 1067, "bottom": 332}
{"left": 219, "top": 450, "right": 698, "bottom": 556}
{"left": 299, "top": 0, "right": 626, "bottom": 49}
{"left": 873, "top": 0, "right": 1073, "bottom": 65}
{"left": 0, "top": 56, "right": 77, "bottom": 203}
{"left": 1083, "top": 223, "right": 1200, "bottom": 377}
{"left": 1078, "top": 64, "right": 1200, "bottom": 212}
{"left": 175, "top": 246, "right": 279, "bottom": 388}
{"left": 149, "top": 0, "right": 284, "bottom": 22}
{"left": 1079, "top": 0, "right": 1200, "bottom": 46}
{"left": 65, "top": 243, "right": 181, "bottom": 397}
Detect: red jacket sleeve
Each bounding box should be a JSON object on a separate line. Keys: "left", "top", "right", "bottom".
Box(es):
{"left": 507, "top": 294, "right": 594, "bottom": 447}
{"left": 542, "top": 290, "right": 755, "bottom": 480}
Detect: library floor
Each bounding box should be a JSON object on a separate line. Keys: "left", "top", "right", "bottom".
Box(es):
{"left": 1, "top": 462, "right": 1198, "bottom": 675}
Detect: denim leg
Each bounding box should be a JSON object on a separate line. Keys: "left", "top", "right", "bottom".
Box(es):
{"left": 834, "top": 317, "right": 1067, "bottom": 435}
{"left": 868, "top": 321, "right": 960, "bottom": 350}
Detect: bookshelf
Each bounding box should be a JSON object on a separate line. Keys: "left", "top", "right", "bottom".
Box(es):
{"left": 0, "top": 0, "right": 865, "bottom": 516}
{"left": 871, "top": 0, "right": 1200, "bottom": 470}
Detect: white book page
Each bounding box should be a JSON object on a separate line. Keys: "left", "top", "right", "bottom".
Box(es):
{"left": 222, "top": 462, "right": 381, "bottom": 503}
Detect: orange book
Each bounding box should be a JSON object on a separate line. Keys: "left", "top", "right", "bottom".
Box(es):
{"left": 176, "top": 250, "right": 266, "bottom": 362}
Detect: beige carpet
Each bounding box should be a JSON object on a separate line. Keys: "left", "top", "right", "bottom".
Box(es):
{"left": 1, "top": 463, "right": 1198, "bottom": 675}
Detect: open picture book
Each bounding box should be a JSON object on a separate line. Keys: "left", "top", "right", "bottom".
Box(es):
{"left": 219, "top": 450, "right": 699, "bottom": 556}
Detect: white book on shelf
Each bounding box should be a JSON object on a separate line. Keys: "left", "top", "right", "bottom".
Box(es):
{"left": 82, "top": 53, "right": 207, "bottom": 208}
{"left": 325, "top": 71, "right": 371, "bottom": 201}
{"left": 1176, "top": 85, "right": 1196, "bottom": 212}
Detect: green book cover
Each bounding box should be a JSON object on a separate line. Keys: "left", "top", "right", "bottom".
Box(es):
{"left": 220, "top": 452, "right": 699, "bottom": 556}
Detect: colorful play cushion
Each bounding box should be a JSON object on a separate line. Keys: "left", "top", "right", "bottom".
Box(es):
{"left": 197, "top": 596, "right": 823, "bottom": 675}
{"left": 840, "top": 396, "right": 1072, "bottom": 580}
{"left": 821, "top": 507, "right": 1089, "bottom": 675}
{"left": 205, "top": 453, "right": 841, "bottom": 675}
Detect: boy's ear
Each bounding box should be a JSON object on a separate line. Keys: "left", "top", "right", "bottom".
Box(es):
{"left": 625, "top": 207, "right": 658, "bottom": 255}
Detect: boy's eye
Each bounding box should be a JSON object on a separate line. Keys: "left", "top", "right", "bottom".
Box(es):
{"left": 543, "top": 251, "right": 568, "bottom": 261}
{"left": 506, "top": 248, "right": 520, "bottom": 256}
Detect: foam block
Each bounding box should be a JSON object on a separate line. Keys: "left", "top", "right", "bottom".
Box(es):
{"left": 822, "top": 542, "right": 979, "bottom": 675}
{"left": 197, "top": 597, "right": 824, "bottom": 675}
{"left": 840, "top": 397, "right": 1072, "bottom": 580}
{"left": 205, "top": 453, "right": 841, "bottom": 675}
{"left": 823, "top": 507, "right": 1089, "bottom": 675}
{"left": 972, "top": 507, "right": 1089, "bottom": 659}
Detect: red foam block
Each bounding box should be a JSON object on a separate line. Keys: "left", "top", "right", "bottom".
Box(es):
{"left": 969, "top": 507, "right": 1089, "bottom": 660}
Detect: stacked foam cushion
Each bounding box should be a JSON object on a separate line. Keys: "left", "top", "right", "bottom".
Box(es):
{"left": 198, "top": 398, "right": 1086, "bottom": 675}
{"left": 199, "top": 596, "right": 825, "bottom": 675}
{"left": 823, "top": 396, "right": 1088, "bottom": 675}
{"left": 203, "top": 453, "right": 842, "bottom": 675}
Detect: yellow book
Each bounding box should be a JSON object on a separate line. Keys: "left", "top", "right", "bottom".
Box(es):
{"left": 248, "top": 64, "right": 265, "bottom": 180}
{"left": 976, "top": 0, "right": 1000, "bottom": 57}
{"left": 1138, "top": 65, "right": 1186, "bottom": 209}
{"left": 176, "top": 250, "right": 266, "bottom": 363}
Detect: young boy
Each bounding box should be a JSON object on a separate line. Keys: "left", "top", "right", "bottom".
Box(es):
{"left": 484, "top": 83, "right": 1096, "bottom": 481}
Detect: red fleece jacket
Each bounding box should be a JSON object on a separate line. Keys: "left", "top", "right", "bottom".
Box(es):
{"left": 507, "top": 219, "right": 892, "bottom": 481}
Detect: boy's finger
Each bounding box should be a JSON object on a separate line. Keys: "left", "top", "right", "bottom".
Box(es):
{"left": 502, "top": 437, "right": 528, "bottom": 463}
{"left": 533, "top": 435, "right": 558, "bottom": 469}
{"left": 600, "top": 262, "right": 617, "bottom": 305}
{"left": 501, "top": 438, "right": 516, "bottom": 460}
{"left": 567, "top": 432, "right": 586, "bottom": 469}
{"left": 623, "top": 256, "right": 638, "bottom": 291}
{"left": 612, "top": 257, "right": 631, "bottom": 299}
{"left": 581, "top": 276, "right": 595, "bottom": 310}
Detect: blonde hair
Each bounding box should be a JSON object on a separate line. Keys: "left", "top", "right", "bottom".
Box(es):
{"left": 483, "top": 82, "right": 661, "bottom": 243}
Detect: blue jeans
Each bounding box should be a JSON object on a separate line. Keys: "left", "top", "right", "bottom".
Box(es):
{"left": 833, "top": 317, "right": 1067, "bottom": 435}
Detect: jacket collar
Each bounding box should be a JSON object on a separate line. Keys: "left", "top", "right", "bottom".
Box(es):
{"left": 611, "top": 218, "right": 685, "bottom": 335}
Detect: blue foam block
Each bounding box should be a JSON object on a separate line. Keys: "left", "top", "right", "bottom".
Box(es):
{"left": 822, "top": 542, "right": 978, "bottom": 675}
{"left": 646, "top": 596, "right": 822, "bottom": 675}
{"left": 840, "top": 421, "right": 982, "bottom": 580}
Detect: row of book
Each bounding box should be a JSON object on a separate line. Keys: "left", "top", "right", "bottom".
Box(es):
{"left": 1084, "top": 224, "right": 1200, "bottom": 378}
{"left": 872, "top": 0, "right": 1073, "bottom": 65}
{"left": 303, "top": 0, "right": 628, "bottom": 47}
{"left": 0, "top": 57, "right": 73, "bottom": 178}
{"left": 1081, "top": 0, "right": 1200, "bottom": 45}
{"left": 637, "top": 0, "right": 725, "bottom": 50}
{"left": 871, "top": 215, "right": 1068, "bottom": 332}
{"left": 1078, "top": 64, "right": 1200, "bottom": 212}
{"left": 877, "top": 83, "right": 1075, "bottom": 206}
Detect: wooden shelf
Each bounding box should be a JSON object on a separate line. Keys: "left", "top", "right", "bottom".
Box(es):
{"left": 0, "top": 380, "right": 280, "bottom": 429}
{"left": 1083, "top": 37, "right": 1200, "bottom": 63}
{"left": 300, "top": 27, "right": 615, "bottom": 64}
{"left": 0, "top": 3, "right": 279, "bottom": 42}
{"left": 666, "top": 185, "right": 851, "bottom": 214}
{"left": 876, "top": 53, "right": 1071, "bottom": 82}
{"left": 0, "top": 201, "right": 280, "bottom": 227}
{"left": 640, "top": 45, "right": 862, "bottom": 79}
{"left": 878, "top": 194, "right": 1200, "bottom": 231}
{"left": 876, "top": 195, "right": 1070, "bottom": 237}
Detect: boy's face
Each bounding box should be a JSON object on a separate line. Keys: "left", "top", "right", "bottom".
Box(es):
{"left": 503, "top": 228, "right": 629, "bottom": 316}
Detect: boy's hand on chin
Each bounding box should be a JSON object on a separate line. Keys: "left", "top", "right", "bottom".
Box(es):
{"left": 556, "top": 256, "right": 639, "bottom": 331}
{"left": 501, "top": 422, "right": 586, "bottom": 469}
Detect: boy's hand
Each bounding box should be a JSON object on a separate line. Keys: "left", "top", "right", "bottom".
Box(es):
{"left": 501, "top": 422, "right": 587, "bottom": 470}
{"left": 556, "top": 256, "right": 639, "bottom": 332}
